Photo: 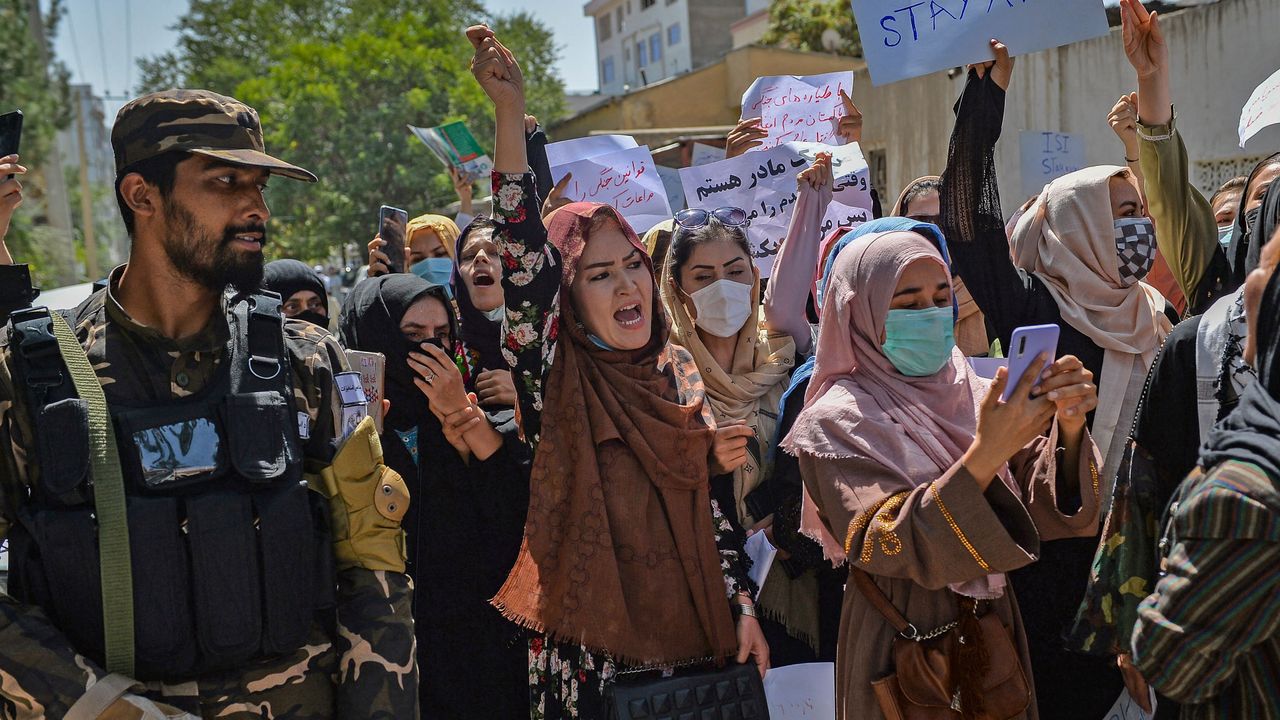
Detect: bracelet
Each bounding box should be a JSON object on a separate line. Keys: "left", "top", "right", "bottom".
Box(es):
{"left": 1125, "top": 155, "right": 1139, "bottom": 163}
{"left": 732, "top": 601, "right": 759, "bottom": 620}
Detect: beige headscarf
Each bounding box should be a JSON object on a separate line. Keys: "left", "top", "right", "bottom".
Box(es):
{"left": 894, "top": 175, "right": 990, "bottom": 356}
{"left": 1010, "top": 166, "right": 1172, "bottom": 495}
{"left": 659, "top": 247, "right": 817, "bottom": 647}
{"left": 406, "top": 214, "right": 461, "bottom": 262}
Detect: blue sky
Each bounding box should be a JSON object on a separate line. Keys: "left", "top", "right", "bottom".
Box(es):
{"left": 51, "top": 0, "right": 602, "bottom": 126}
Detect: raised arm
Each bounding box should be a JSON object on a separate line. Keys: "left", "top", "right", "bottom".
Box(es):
{"left": 938, "top": 42, "right": 1040, "bottom": 344}
{"left": 763, "top": 153, "right": 833, "bottom": 355}
{"left": 468, "top": 26, "right": 562, "bottom": 446}
{"left": 1121, "top": 0, "right": 1219, "bottom": 307}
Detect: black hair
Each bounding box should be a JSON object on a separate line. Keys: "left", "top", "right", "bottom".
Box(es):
{"left": 666, "top": 219, "right": 753, "bottom": 286}
{"left": 899, "top": 178, "right": 942, "bottom": 216}
{"left": 114, "top": 150, "right": 190, "bottom": 237}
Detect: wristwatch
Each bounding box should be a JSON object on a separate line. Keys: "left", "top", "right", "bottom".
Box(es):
{"left": 732, "top": 601, "right": 759, "bottom": 620}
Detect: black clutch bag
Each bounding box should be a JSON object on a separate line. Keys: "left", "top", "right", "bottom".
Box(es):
{"left": 606, "top": 661, "right": 770, "bottom": 720}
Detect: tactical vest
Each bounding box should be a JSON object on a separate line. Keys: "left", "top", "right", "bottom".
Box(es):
{"left": 5, "top": 293, "right": 335, "bottom": 681}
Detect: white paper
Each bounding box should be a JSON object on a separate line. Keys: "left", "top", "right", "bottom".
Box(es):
{"left": 678, "top": 141, "right": 872, "bottom": 277}
{"left": 851, "top": 0, "right": 1110, "bottom": 86}
{"left": 551, "top": 145, "right": 672, "bottom": 234}
{"left": 1020, "top": 131, "right": 1086, "bottom": 197}
{"left": 1240, "top": 67, "right": 1280, "bottom": 147}
{"left": 763, "top": 662, "right": 837, "bottom": 720}
{"left": 745, "top": 530, "right": 778, "bottom": 594}
{"left": 740, "top": 71, "right": 854, "bottom": 150}
{"left": 544, "top": 134, "right": 638, "bottom": 168}
{"left": 1102, "top": 687, "right": 1158, "bottom": 720}
{"left": 654, "top": 165, "right": 687, "bottom": 214}
{"left": 335, "top": 371, "right": 368, "bottom": 408}
{"left": 691, "top": 142, "right": 726, "bottom": 167}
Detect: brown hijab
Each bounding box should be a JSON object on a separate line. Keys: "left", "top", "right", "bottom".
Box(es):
{"left": 492, "top": 202, "right": 739, "bottom": 666}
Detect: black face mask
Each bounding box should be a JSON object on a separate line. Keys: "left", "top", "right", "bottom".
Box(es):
{"left": 292, "top": 310, "right": 329, "bottom": 328}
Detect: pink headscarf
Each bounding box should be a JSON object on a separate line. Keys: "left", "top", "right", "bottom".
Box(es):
{"left": 782, "top": 230, "right": 1014, "bottom": 599}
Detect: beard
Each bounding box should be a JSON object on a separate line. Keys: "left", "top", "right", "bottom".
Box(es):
{"left": 161, "top": 199, "right": 267, "bottom": 293}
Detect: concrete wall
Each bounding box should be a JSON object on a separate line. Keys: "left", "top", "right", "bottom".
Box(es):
{"left": 687, "top": 0, "right": 748, "bottom": 70}
{"left": 853, "top": 0, "right": 1280, "bottom": 216}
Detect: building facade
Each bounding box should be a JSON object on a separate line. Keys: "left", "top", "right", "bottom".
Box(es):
{"left": 584, "top": 0, "right": 745, "bottom": 96}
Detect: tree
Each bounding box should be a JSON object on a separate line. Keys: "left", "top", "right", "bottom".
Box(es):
{"left": 0, "top": 0, "right": 72, "bottom": 288}
{"left": 136, "top": 0, "right": 566, "bottom": 264}
{"left": 761, "top": 0, "right": 861, "bottom": 58}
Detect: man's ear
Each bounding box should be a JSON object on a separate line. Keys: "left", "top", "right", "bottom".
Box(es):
{"left": 119, "top": 173, "right": 159, "bottom": 221}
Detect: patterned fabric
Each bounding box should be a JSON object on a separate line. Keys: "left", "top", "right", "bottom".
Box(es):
{"left": 1133, "top": 460, "right": 1280, "bottom": 719}
{"left": 1114, "top": 217, "right": 1158, "bottom": 287}
{"left": 0, "top": 269, "right": 417, "bottom": 718}
{"left": 484, "top": 172, "right": 757, "bottom": 716}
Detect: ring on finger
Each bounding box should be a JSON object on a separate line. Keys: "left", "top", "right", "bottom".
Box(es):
{"left": 424, "top": 371, "right": 436, "bottom": 384}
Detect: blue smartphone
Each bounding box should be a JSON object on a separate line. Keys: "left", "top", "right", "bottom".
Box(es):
{"left": 1002, "top": 324, "right": 1059, "bottom": 401}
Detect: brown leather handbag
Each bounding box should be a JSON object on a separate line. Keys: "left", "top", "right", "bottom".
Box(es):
{"left": 851, "top": 570, "right": 1031, "bottom": 720}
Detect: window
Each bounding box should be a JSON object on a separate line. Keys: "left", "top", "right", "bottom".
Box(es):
{"left": 597, "top": 16, "right": 612, "bottom": 41}
{"left": 626, "top": 0, "right": 631, "bottom": 14}
{"left": 640, "top": 0, "right": 655, "bottom": 8}
{"left": 615, "top": 6, "right": 623, "bottom": 32}
{"left": 666, "top": 0, "right": 677, "bottom": 5}
{"left": 667, "top": 23, "right": 680, "bottom": 45}
{"left": 625, "top": 45, "right": 631, "bottom": 63}
{"left": 649, "top": 34, "right": 662, "bottom": 64}
{"left": 602, "top": 57, "right": 616, "bottom": 85}
{"left": 638, "top": 41, "right": 647, "bottom": 67}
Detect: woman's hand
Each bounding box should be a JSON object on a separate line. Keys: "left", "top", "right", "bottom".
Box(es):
{"left": 0, "top": 154, "right": 27, "bottom": 250}
{"left": 476, "top": 368, "right": 518, "bottom": 407}
{"left": 734, "top": 596, "right": 771, "bottom": 679}
{"left": 1108, "top": 93, "right": 1142, "bottom": 162}
{"left": 1120, "top": 0, "right": 1166, "bottom": 81}
{"left": 1031, "top": 355, "right": 1097, "bottom": 438}
{"left": 367, "top": 236, "right": 391, "bottom": 277}
{"left": 409, "top": 343, "right": 470, "bottom": 416}
{"left": 835, "top": 90, "right": 863, "bottom": 145}
{"left": 970, "top": 39, "right": 1014, "bottom": 91}
{"left": 449, "top": 166, "right": 474, "bottom": 216}
{"left": 543, "top": 172, "right": 573, "bottom": 218}
{"left": 710, "top": 421, "right": 753, "bottom": 475}
{"left": 725, "top": 118, "right": 768, "bottom": 159}
{"left": 1117, "top": 653, "right": 1154, "bottom": 713}
{"left": 467, "top": 25, "right": 525, "bottom": 114}
{"left": 797, "top": 151, "right": 833, "bottom": 193}
{"left": 962, "top": 358, "right": 1057, "bottom": 487}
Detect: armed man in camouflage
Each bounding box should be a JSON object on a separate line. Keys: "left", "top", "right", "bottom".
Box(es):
{"left": 0, "top": 90, "right": 418, "bottom": 718}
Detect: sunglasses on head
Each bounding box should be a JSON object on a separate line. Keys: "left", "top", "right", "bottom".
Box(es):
{"left": 674, "top": 207, "right": 748, "bottom": 229}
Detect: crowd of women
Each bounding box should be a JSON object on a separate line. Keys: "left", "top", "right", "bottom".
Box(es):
{"left": 235, "top": 2, "right": 1278, "bottom": 718}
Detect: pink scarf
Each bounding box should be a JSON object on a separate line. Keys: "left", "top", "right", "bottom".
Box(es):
{"left": 782, "top": 231, "right": 1014, "bottom": 599}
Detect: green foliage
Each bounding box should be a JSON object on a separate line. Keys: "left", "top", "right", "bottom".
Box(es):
{"left": 136, "top": 0, "right": 566, "bottom": 264}
{"left": 0, "top": 0, "right": 73, "bottom": 287}
{"left": 761, "top": 0, "right": 861, "bottom": 58}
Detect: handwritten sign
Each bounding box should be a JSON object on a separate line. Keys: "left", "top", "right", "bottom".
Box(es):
{"left": 551, "top": 145, "right": 672, "bottom": 234}
{"left": 1103, "top": 688, "right": 1157, "bottom": 720}
{"left": 1020, "top": 131, "right": 1085, "bottom": 197}
{"left": 850, "top": 0, "right": 1110, "bottom": 86}
{"left": 1240, "top": 67, "right": 1280, "bottom": 148}
{"left": 545, "top": 134, "right": 637, "bottom": 168}
{"left": 763, "top": 663, "right": 836, "bottom": 720}
{"left": 679, "top": 141, "right": 872, "bottom": 277}
{"left": 741, "top": 72, "right": 854, "bottom": 149}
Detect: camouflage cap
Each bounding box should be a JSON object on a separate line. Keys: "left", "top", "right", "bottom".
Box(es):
{"left": 112, "top": 89, "right": 317, "bottom": 182}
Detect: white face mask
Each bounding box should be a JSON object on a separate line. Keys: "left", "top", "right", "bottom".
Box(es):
{"left": 688, "top": 278, "right": 753, "bottom": 338}
{"left": 481, "top": 304, "right": 505, "bottom": 322}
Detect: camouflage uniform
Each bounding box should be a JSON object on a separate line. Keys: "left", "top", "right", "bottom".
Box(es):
{"left": 0, "top": 89, "right": 416, "bottom": 719}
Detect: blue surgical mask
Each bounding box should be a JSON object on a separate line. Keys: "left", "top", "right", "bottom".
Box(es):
{"left": 1218, "top": 224, "right": 1235, "bottom": 248}
{"left": 410, "top": 257, "right": 455, "bottom": 295}
{"left": 881, "top": 307, "right": 956, "bottom": 377}
{"left": 587, "top": 333, "right": 616, "bottom": 351}
{"left": 481, "top": 304, "right": 505, "bottom": 322}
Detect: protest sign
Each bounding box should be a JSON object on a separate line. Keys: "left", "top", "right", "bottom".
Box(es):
{"left": 763, "top": 663, "right": 837, "bottom": 720}
{"left": 408, "top": 121, "right": 493, "bottom": 181}
{"left": 551, "top": 145, "right": 672, "bottom": 234}
{"left": 740, "top": 71, "right": 854, "bottom": 149}
{"left": 1239, "top": 68, "right": 1280, "bottom": 148}
{"left": 691, "top": 142, "right": 726, "bottom": 167}
{"left": 679, "top": 141, "right": 872, "bottom": 277}
{"left": 850, "top": 0, "right": 1110, "bottom": 86}
{"left": 545, "top": 134, "right": 637, "bottom": 167}
{"left": 1020, "top": 131, "right": 1085, "bottom": 197}
{"left": 745, "top": 531, "right": 777, "bottom": 598}
{"left": 1102, "top": 688, "right": 1157, "bottom": 720}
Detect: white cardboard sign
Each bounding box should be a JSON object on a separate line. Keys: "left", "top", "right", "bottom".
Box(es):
{"left": 1020, "top": 131, "right": 1085, "bottom": 197}
{"left": 740, "top": 72, "right": 855, "bottom": 150}
{"left": 551, "top": 145, "right": 672, "bottom": 234}
{"left": 1240, "top": 67, "right": 1280, "bottom": 148}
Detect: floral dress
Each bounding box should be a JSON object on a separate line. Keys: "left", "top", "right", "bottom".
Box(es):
{"left": 490, "top": 171, "right": 757, "bottom": 718}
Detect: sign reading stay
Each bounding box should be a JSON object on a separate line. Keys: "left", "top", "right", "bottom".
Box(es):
{"left": 849, "top": 0, "right": 1110, "bottom": 86}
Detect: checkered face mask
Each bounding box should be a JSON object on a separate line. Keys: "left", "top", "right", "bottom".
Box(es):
{"left": 1114, "top": 217, "right": 1156, "bottom": 286}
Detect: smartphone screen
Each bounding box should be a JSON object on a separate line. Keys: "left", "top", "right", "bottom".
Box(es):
{"left": 378, "top": 205, "right": 409, "bottom": 275}
{"left": 1002, "top": 324, "right": 1060, "bottom": 402}
{"left": 0, "top": 110, "right": 22, "bottom": 181}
